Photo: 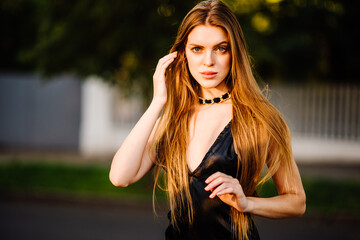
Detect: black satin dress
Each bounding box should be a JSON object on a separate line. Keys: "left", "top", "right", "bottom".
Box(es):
{"left": 165, "top": 122, "right": 260, "bottom": 240}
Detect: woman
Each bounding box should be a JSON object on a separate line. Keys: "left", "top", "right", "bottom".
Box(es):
{"left": 109, "top": 1, "right": 306, "bottom": 239}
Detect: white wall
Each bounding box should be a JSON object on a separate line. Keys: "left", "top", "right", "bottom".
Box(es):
{"left": 79, "top": 76, "right": 134, "bottom": 157}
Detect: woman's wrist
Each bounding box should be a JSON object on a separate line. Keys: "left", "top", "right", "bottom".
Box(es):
{"left": 150, "top": 97, "right": 167, "bottom": 111}
{"left": 244, "top": 197, "right": 255, "bottom": 213}
{"left": 236, "top": 197, "right": 255, "bottom": 213}
{"left": 151, "top": 96, "right": 167, "bottom": 107}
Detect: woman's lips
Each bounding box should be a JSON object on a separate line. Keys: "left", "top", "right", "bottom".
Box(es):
{"left": 200, "top": 71, "right": 217, "bottom": 79}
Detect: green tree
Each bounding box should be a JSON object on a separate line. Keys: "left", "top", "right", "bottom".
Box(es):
{"left": 1, "top": 0, "right": 359, "bottom": 99}
{"left": 224, "top": 0, "right": 360, "bottom": 84}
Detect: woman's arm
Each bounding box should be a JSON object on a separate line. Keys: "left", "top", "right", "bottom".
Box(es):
{"left": 204, "top": 157, "right": 306, "bottom": 218}
{"left": 109, "top": 99, "right": 163, "bottom": 187}
{"left": 109, "top": 52, "right": 177, "bottom": 187}
{"left": 245, "top": 157, "right": 306, "bottom": 218}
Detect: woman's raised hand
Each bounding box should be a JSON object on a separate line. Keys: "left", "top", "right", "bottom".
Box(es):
{"left": 205, "top": 172, "right": 251, "bottom": 213}
{"left": 152, "top": 52, "right": 177, "bottom": 104}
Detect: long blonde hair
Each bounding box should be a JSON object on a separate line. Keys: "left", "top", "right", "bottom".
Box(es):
{"left": 151, "top": 1, "right": 294, "bottom": 239}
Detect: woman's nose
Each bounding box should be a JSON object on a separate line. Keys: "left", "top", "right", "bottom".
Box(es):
{"left": 203, "top": 50, "right": 215, "bottom": 67}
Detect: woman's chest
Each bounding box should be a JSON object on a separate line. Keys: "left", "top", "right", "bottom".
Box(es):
{"left": 187, "top": 104, "right": 232, "bottom": 173}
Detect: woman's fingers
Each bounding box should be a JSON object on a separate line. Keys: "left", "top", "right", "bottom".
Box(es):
{"left": 216, "top": 187, "right": 235, "bottom": 196}
{"left": 209, "top": 184, "right": 234, "bottom": 198}
{"left": 205, "top": 172, "right": 237, "bottom": 190}
{"left": 205, "top": 171, "right": 243, "bottom": 198}
{"left": 152, "top": 52, "right": 177, "bottom": 102}
{"left": 205, "top": 171, "right": 226, "bottom": 184}
{"left": 154, "top": 52, "right": 177, "bottom": 76}
{"left": 204, "top": 175, "right": 232, "bottom": 191}
{"left": 204, "top": 172, "right": 249, "bottom": 211}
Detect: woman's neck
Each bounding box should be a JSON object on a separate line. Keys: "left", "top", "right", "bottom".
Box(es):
{"left": 199, "top": 83, "right": 229, "bottom": 99}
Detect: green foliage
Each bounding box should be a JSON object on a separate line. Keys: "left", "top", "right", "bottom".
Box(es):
{"left": 223, "top": 0, "right": 360, "bottom": 84}
{"left": 1, "top": 161, "right": 359, "bottom": 216}
{"left": 302, "top": 178, "right": 360, "bottom": 215}
{"left": 0, "top": 160, "right": 161, "bottom": 201}
{"left": 0, "top": 0, "right": 38, "bottom": 71}
{"left": 257, "top": 178, "right": 278, "bottom": 198}
{"left": 1, "top": 0, "right": 359, "bottom": 97}
{"left": 1, "top": 0, "right": 198, "bottom": 98}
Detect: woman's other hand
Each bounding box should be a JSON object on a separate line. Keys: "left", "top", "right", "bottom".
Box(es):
{"left": 205, "top": 171, "right": 251, "bottom": 213}
{"left": 205, "top": 165, "right": 306, "bottom": 218}
{"left": 152, "top": 52, "right": 177, "bottom": 104}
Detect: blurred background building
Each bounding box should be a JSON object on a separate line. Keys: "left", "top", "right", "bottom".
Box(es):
{"left": 0, "top": 0, "right": 359, "bottom": 163}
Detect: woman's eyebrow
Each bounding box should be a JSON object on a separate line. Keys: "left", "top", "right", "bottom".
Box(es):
{"left": 215, "top": 41, "right": 229, "bottom": 45}
{"left": 187, "top": 41, "right": 229, "bottom": 47}
{"left": 187, "top": 43, "right": 202, "bottom": 47}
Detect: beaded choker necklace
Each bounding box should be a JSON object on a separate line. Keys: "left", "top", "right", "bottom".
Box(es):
{"left": 199, "top": 92, "right": 231, "bottom": 105}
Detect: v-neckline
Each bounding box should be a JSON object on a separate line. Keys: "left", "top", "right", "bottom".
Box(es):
{"left": 188, "top": 121, "right": 232, "bottom": 176}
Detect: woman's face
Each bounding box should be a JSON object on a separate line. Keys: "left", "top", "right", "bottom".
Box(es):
{"left": 185, "top": 24, "right": 231, "bottom": 96}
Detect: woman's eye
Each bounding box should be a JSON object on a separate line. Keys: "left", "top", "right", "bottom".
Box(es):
{"left": 192, "top": 47, "right": 201, "bottom": 53}
{"left": 217, "top": 46, "right": 228, "bottom": 53}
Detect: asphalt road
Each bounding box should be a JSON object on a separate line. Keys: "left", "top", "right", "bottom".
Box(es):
{"left": 1, "top": 199, "right": 359, "bottom": 240}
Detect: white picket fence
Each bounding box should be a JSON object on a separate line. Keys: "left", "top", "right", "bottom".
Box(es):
{"left": 270, "top": 84, "right": 360, "bottom": 142}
